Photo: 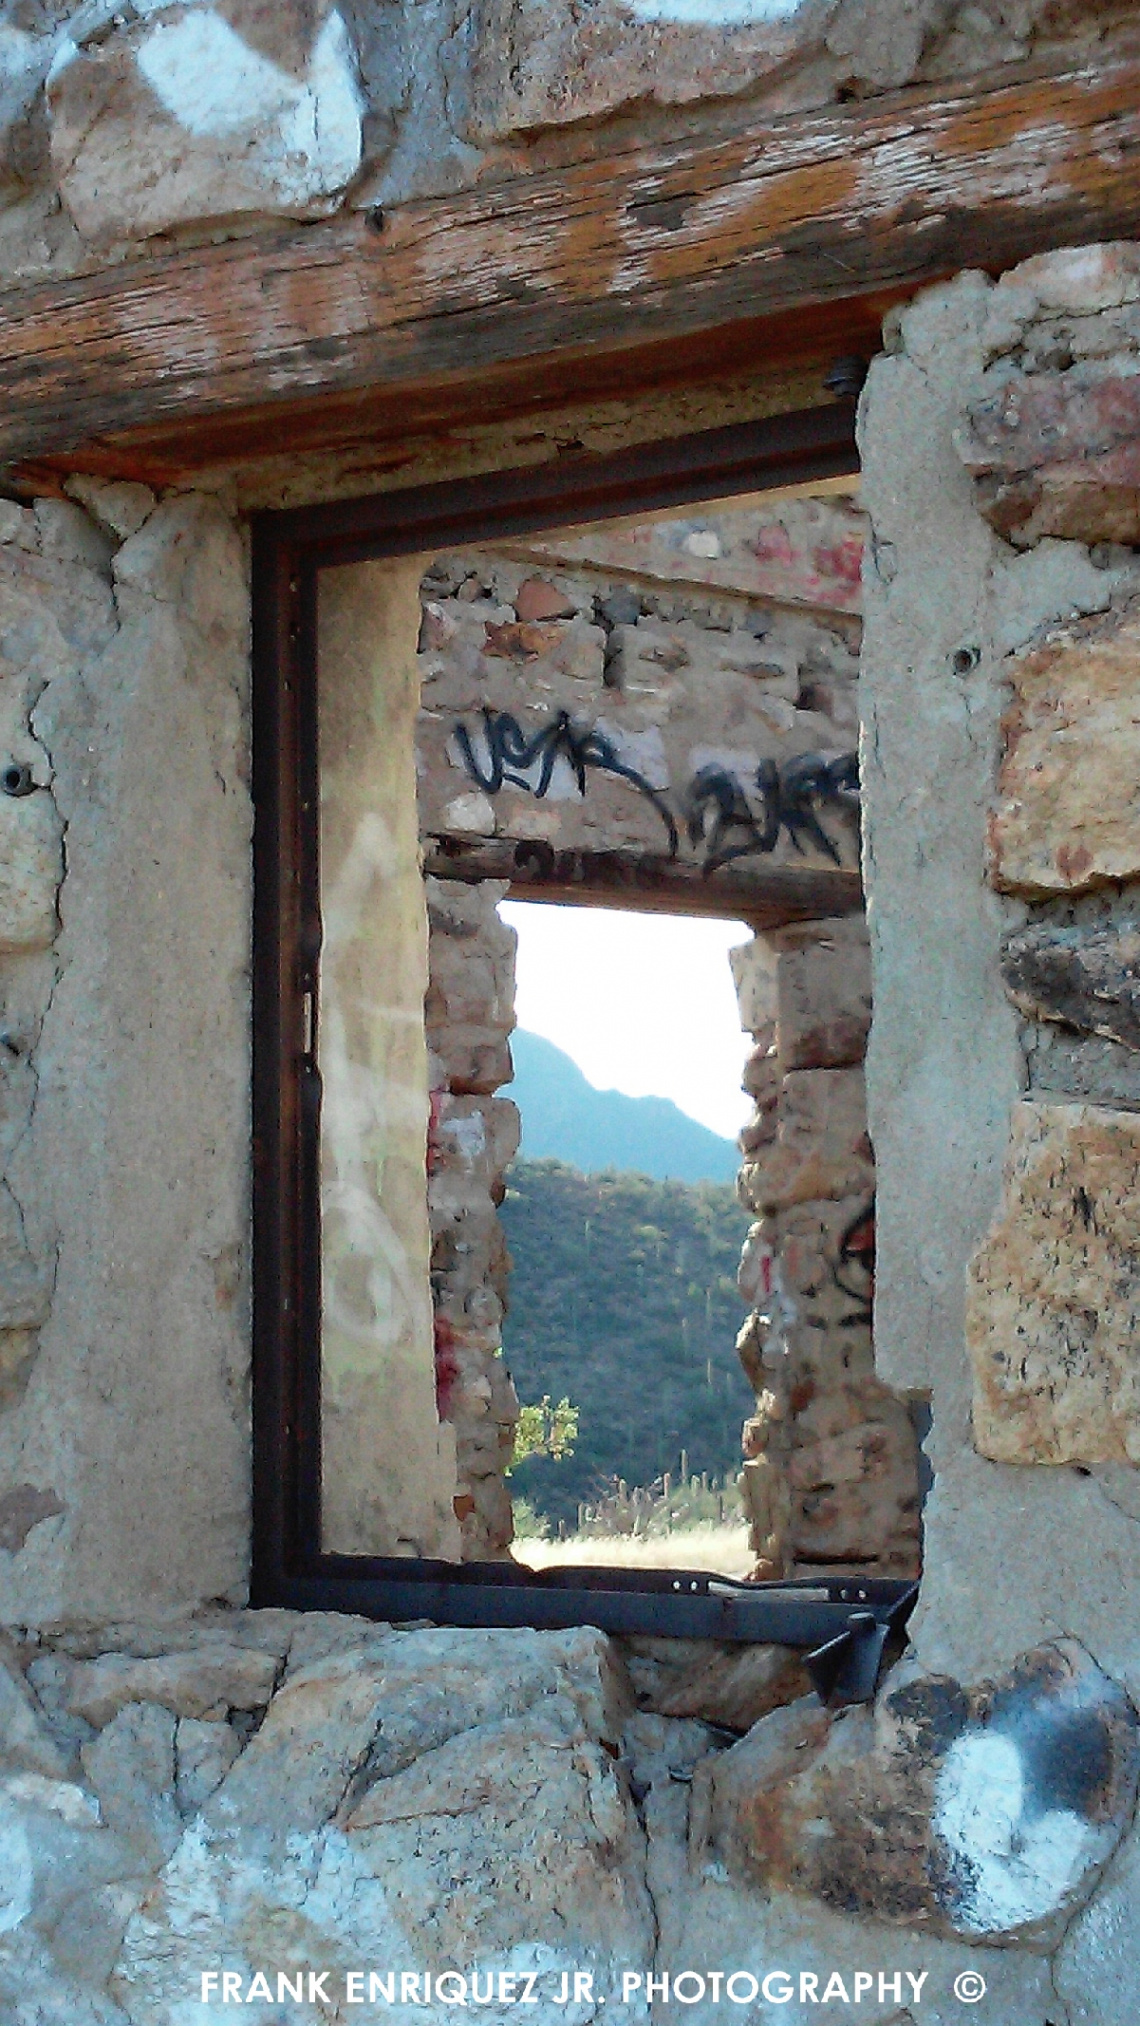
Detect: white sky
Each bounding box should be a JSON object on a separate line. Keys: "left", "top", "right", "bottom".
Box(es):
{"left": 500, "top": 900, "right": 753, "bottom": 1140}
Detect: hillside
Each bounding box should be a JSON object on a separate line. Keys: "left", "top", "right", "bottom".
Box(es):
{"left": 499, "top": 1158, "right": 753, "bottom": 1528}
{"left": 510, "top": 1029, "right": 740, "bottom": 1184}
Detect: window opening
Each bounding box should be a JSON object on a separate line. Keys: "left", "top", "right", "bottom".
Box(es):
{"left": 252, "top": 400, "right": 922, "bottom": 1670}
{"left": 497, "top": 901, "right": 755, "bottom": 1579}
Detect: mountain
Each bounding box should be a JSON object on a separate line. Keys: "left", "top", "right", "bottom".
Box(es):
{"left": 509, "top": 1029, "right": 740, "bottom": 1184}
{"left": 500, "top": 1159, "right": 753, "bottom": 1526}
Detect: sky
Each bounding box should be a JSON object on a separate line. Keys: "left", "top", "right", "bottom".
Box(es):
{"left": 499, "top": 900, "right": 753, "bottom": 1141}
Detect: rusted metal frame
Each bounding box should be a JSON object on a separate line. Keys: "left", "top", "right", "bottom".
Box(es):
{"left": 250, "top": 395, "right": 914, "bottom": 1670}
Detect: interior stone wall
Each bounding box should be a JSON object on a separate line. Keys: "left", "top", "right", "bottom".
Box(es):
{"left": 415, "top": 510, "right": 919, "bottom": 1574}
{"left": 732, "top": 917, "right": 921, "bottom": 1579}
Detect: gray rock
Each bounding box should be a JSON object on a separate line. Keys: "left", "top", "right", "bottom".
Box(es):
{"left": 1003, "top": 922, "right": 1140, "bottom": 1050}
{"left": 68, "top": 1645, "right": 278, "bottom": 1728}
{"left": 0, "top": 1649, "right": 69, "bottom": 1778}
{"left": 174, "top": 1716, "right": 240, "bottom": 1816}
{"left": 80, "top": 1703, "right": 182, "bottom": 1868}
{"left": 112, "top": 1626, "right": 652, "bottom": 2019}
{"left": 1026, "top": 1027, "right": 1140, "bottom": 1108}
{"left": 701, "top": 1641, "right": 1139, "bottom": 1946}
{"left": 48, "top": 2, "right": 364, "bottom": 244}
{"left": 1056, "top": 1819, "right": 1140, "bottom": 2024}
{"left": 33, "top": 500, "right": 115, "bottom": 579}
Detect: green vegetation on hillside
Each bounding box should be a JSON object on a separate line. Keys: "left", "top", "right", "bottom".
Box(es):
{"left": 499, "top": 1158, "right": 753, "bottom": 1528}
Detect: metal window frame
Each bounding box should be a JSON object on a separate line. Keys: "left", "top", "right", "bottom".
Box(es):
{"left": 249, "top": 396, "right": 917, "bottom": 1683}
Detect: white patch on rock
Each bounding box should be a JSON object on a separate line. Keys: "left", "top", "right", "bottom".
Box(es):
{"left": 136, "top": 9, "right": 361, "bottom": 209}
{"left": 49, "top": 5, "right": 363, "bottom": 238}
{"left": 935, "top": 1731, "right": 1098, "bottom": 1936}
{"left": 593, "top": 719, "right": 671, "bottom": 791}
{"left": 630, "top": 0, "right": 803, "bottom": 21}
{"left": 0, "top": 1803, "right": 33, "bottom": 1932}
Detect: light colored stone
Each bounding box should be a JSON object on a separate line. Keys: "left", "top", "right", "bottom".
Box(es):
{"left": 67, "top": 1646, "right": 278, "bottom": 1729}
{"left": 0, "top": 1760, "right": 145, "bottom": 2022}
{"left": 81, "top": 1702, "right": 181, "bottom": 1869}
{"left": 174, "top": 1716, "right": 240, "bottom": 1815}
{"left": 989, "top": 606, "right": 1140, "bottom": 895}
{"left": 33, "top": 500, "right": 114, "bottom": 577}
{"left": 859, "top": 276, "right": 1025, "bottom": 1416}
{"left": 773, "top": 917, "right": 872, "bottom": 1069}
{"left": 64, "top": 477, "right": 156, "bottom": 542}
{"left": 471, "top": 0, "right": 831, "bottom": 138}
{"left": 0, "top": 500, "right": 35, "bottom": 548}
{"left": 729, "top": 936, "right": 776, "bottom": 1038}
{"left": 740, "top": 1066, "right": 872, "bottom": 1212}
{"left": 0, "top": 493, "right": 251, "bottom": 1625}
{"left": 49, "top": 2, "right": 364, "bottom": 244}
{"left": 967, "top": 1099, "right": 1140, "bottom": 1466}
{"left": 1056, "top": 1819, "right": 1140, "bottom": 2025}
{"left": 1004, "top": 243, "right": 1140, "bottom": 315}
{"left": 113, "top": 1626, "right": 650, "bottom": 2017}
{"left": 319, "top": 560, "right": 459, "bottom": 1560}
{"left": 0, "top": 1651, "right": 69, "bottom": 1779}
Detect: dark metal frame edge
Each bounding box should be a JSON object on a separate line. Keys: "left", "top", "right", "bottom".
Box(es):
{"left": 249, "top": 395, "right": 916, "bottom": 1660}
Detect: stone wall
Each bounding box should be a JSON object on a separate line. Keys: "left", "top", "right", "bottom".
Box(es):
{"left": 2, "top": 1602, "right": 1135, "bottom": 2020}
{"left": 415, "top": 515, "right": 863, "bottom": 892}
{"left": 425, "top": 874, "right": 520, "bottom": 1561}
{"left": 0, "top": 480, "right": 251, "bottom": 1627}
{"left": 317, "top": 560, "right": 460, "bottom": 1561}
{"left": 415, "top": 506, "right": 920, "bottom": 1575}
{"left": 732, "top": 917, "right": 920, "bottom": 1577}
{"left": 857, "top": 243, "right": 1140, "bottom": 2018}
{"left": 1, "top": 1, "right": 1132, "bottom": 288}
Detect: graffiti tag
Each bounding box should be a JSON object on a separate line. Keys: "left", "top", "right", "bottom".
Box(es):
{"left": 453, "top": 707, "right": 858, "bottom": 875}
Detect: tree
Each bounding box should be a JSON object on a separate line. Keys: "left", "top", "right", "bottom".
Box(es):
{"left": 510, "top": 1394, "right": 579, "bottom": 1470}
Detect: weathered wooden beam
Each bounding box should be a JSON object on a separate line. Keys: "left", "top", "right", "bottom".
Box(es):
{"left": 423, "top": 838, "right": 862, "bottom": 930}
{"left": 3, "top": 54, "right": 1140, "bottom": 474}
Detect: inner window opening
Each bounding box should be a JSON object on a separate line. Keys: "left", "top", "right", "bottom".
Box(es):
{"left": 498, "top": 899, "right": 756, "bottom": 1578}
{"left": 315, "top": 474, "right": 923, "bottom": 1590}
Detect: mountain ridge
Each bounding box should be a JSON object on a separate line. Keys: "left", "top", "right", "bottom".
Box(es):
{"left": 509, "top": 1028, "right": 740, "bottom": 1184}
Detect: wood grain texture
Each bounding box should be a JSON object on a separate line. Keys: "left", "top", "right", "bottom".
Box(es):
{"left": 3, "top": 54, "right": 1140, "bottom": 471}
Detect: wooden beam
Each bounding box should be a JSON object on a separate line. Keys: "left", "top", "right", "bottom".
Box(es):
{"left": 3, "top": 54, "right": 1140, "bottom": 475}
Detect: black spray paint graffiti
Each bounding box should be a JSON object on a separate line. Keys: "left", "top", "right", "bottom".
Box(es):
{"left": 454, "top": 707, "right": 679, "bottom": 855}
{"left": 453, "top": 708, "right": 858, "bottom": 874}
{"left": 833, "top": 1198, "right": 874, "bottom": 1328}
{"left": 684, "top": 753, "right": 859, "bottom": 873}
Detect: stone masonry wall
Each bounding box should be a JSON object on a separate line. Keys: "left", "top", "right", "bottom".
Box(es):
{"left": 732, "top": 918, "right": 920, "bottom": 1578}
{"left": 415, "top": 507, "right": 919, "bottom": 1574}
{"left": 1, "top": 1602, "right": 1136, "bottom": 2020}
{"left": 425, "top": 874, "right": 520, "bottom": 1561}
{"left": 0, "top": 2, "right": 1133, "bottom": 290}
{"left": 858, "top": 244, "right": 1140, "bottom": 2017}
{"left": 416, "top": 517, "right": 863, "bottom": 889}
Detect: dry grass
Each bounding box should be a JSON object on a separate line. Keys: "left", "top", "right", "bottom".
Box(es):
{"left": 511, "top": 1523, "right": 753, "bottom": 1578}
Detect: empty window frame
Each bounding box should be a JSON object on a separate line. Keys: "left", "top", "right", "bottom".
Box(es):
{"left": 249, "top": 400, "right": 917, "bottom": 1661}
